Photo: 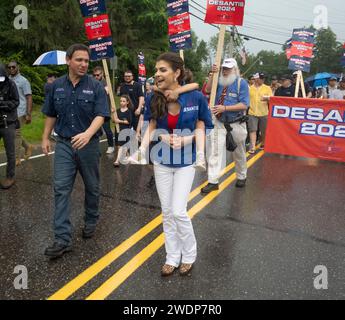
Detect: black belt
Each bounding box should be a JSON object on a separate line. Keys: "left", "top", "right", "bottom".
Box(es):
{"left": 57, "top": 135, "right": 72, "bottom": 141}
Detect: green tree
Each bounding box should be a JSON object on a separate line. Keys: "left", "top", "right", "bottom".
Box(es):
{"left": 184, "top": 31, "right": 210, "bottom": 85}
{"left": 311, "top": 27, "right": 343, "bottom": 74}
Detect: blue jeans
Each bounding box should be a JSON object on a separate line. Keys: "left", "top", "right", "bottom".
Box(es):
{"left": 53, "top": 137, "right": 101, "bottom": 245}
{"left": 102, "top": 119, "right": 114, "bottom": 147}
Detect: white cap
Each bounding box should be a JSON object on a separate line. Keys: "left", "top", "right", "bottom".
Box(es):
{"left": 253, "top": 73, "right": 260, "bottom": 79}
{"left": 221, "top": 58, "right": 238, "bottom": 69}
{"left": 0, "top": 76, "right": 5, "bottom": 82}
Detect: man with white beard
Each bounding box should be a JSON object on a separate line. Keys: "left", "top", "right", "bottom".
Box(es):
{"left": 201, "top": 58, "right": 250, "bottom": 193}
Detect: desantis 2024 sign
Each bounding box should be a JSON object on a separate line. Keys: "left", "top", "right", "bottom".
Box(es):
{"left": 204, "top": 0, "right": 245, "bottom": 25}
{"left": 265, "top": 97, "right": 345, "bottom": 163}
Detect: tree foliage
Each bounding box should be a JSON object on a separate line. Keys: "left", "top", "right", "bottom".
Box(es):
{"left": 184, "top": 31, "right": 209, "bottom": 85}
{"left": 208, "top": 26, "right": 344, "bottom": 81}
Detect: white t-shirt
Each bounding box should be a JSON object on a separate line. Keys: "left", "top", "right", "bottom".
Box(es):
{"left": 330, "top": 89, "right": 345, "bottom": 100}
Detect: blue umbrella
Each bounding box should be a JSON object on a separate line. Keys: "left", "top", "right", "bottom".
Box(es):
{"left": 33, "top": 50, "right": 66, "bottom": 66}
{"left": 305, "top": 72, "right": 339, "bottom": 88}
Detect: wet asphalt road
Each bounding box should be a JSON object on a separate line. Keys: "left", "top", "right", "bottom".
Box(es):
{"left": 0, "top": 141, "right": 345, "bottom": 300}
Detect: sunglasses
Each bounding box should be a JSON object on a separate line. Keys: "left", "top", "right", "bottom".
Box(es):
{"left": 93, "top": 73, "right": 101, "bottom": 77}
{"left": 7, "top": 66, "right": 16, "bottom": 69}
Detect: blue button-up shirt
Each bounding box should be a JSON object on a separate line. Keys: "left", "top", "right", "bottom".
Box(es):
{"left": 217, "top": 77, "right": 250, "bottom": 123}
{"left": 144, "top": 90, "right": 213, "bottom": 168}
{"left": 42, "top": 74, "right": 110, "bottom": 138}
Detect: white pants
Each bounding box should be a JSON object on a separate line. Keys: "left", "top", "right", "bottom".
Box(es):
{"left": 154, "top": 164, "right": 197, "bottom": 267}
{"left": 206, "top": 119, "right": 248, "bottom": 183}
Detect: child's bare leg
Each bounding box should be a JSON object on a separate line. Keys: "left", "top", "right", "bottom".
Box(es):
{"left": 194, "top": 120, "right": 206, "bottom": 171}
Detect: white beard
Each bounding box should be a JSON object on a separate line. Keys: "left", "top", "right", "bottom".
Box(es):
{"left": 219, "top": 74, "right": 237, "bottom": 87}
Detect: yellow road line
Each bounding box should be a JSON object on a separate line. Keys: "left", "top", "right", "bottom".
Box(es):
{"left": 86, "top": 151, "right": 265, "bottom": 300}
{"left": 48, "top": 146, "right": 261, "bottom": 300}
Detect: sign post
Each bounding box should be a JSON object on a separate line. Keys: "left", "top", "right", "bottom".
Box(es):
{"left": 166, "top": 1, "right": 192, "bottom": 55}
{"left": 78, "top": 1, "right": 119, "bottom": 128}
{"left": 209, "top": 25, "right": 226, "bottom": 110}
{"left": 204, "top": 0, "right": 246, "bottom": 108}
{"left": 287, "top": 28, "right": 315, "bottom": 97}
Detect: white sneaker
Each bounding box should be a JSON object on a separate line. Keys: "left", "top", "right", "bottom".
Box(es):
{"left": 106, "top": 147, "right": 115, "bottom": 154}
{"left": 194, "top": 152, "right": 206, "bottom": 171}
{"left": 127, "top": 149, "right": 147, "bottom": 165}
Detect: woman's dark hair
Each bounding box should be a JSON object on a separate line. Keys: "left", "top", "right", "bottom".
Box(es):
{"left": 150, "top": 52, "right": 185, "bottom": 120}
{"left": 66, "top": 43, "right": 90, "bottom": 59}
{"left": 120, "top": 94, "right": 134, "bottom": 111}
{"left": 150, "top": 91, "right": 168, "bottom": 120}
{"left": 156, "top": 52, "right": 185, "bottom": 84}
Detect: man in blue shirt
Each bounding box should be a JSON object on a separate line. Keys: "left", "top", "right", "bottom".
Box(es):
{"left": 202, "top": 58, "right": 250, "bottom": 193}
{"left": 41, "top": 44, "right": 110, "bottom": 259}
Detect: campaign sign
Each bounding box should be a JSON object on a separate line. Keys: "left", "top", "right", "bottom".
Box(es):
{"left": 138, "top": 53, "right": 145, "bottom": 66}
{"left": 288, "top": 56, "right": 311, "bottom": 73}
{"left": 169, "top": 30, "right": 192, "bottom": 51}
{"left": 286, "top": 48, "right": 292, "bottom": 60}
{"left": 79, "top": 0, "right": 106, "bottom": 17}
{"left": 138, "top": 76, "right": 146, "bottom": 86}
{"left": 138, "top": 64, "right": 146, "bottom": 77}
{"left": 266, "top": 97, "right": 345, "bottom": 163}
{"left": 168, "top": 12, "right": 191, "bottom": 35}
{"left": 290, "top": 41, "right": 314, "bottom": 58}
{"left": 89, "top": 37, "right": 114, "bottom": 61}
{"left": 84, "top": 14, "right": 112, "bottom": 40}
{"left": 292, "top": 28, "right": 315, "bottom": 44}
{"left": 204, "top": 0, "right": 245, "bottom": 26}
{"left": 167, "top": 0, "right": 189, "bottom": 17}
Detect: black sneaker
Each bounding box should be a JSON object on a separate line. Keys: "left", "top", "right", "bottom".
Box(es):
{"left": 44, "top": 242, "right": 72, "bottom": 259}
{"left": 82, "top": 225, "right": 96, "bottom": 239}
{"left": 235, "top": 179, "right": 246, "bottom": 188}
{"left": 201, "top": 183, "right": 219, "bottom": 194}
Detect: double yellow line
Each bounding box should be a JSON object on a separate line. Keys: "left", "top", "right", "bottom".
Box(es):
{"left": 48, "top": 148, "right": 264, "bottom": 300}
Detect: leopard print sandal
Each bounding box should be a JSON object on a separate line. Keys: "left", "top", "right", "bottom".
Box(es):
{"left": 161, "top": 264, "right": 176, "bottom": 277}
{"left": 179, "top": 263, "right": 193, "bottom": 276}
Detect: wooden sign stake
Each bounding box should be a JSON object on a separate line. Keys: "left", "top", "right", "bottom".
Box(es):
{"left": 102, "top": 59, "right": 119, "bottom": 131}
{"left": 209, "top": 25, "right": 226, "bottom": 109}
{"left": 179, "top": 49, "right": 184, "bottom": 61}
{"left": 294, "top": 70, "right": 306, "bottom": 98}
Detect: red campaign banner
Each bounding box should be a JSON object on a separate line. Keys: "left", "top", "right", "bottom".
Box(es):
{"left": 168, "top": 12, "right": 191, "bottom": 35}
{"left": 138, "top": 64, "right": 146, "bottom": 76}
{"left": 84, "top": 14, "right": 111, "bottom": 40}
{"left": 266, "top": 97, "right": 345, "bottom": 163}
{"left": 204, "top": 0, "right": 245, "bottom": 26}
{"left": 290, "top": 41, "right": 314, "bottom": 58}
{"left": 286, "top": 48, "right": 292, "bottom": 60}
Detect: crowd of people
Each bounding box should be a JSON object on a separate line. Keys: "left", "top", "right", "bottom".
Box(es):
{"left": 1, "top": 44, "right": 345, "bottom": 277}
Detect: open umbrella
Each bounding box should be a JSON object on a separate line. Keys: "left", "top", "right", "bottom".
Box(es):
{"left": 33, "top": 50, "right": 66, "bottom": 66}
{"left": 305, "top": 72, "right": 338, "bottom": 88}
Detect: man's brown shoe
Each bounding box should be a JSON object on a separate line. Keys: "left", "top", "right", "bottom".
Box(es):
{"left": 0, "top": 178, "right": 15, "bottom": 190}
{"left": 24, "top": 145, "right": 33, "bottom": 160}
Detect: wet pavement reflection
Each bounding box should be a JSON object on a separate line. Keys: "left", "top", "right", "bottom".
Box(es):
{"left": 0, "top": 143, "right": 344, "bottom": 300}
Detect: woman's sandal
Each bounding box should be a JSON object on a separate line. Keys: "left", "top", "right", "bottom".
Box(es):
{"left": 161, "top": 264, "right": 176, "bottom": 277}
{"left": 179, "top": 263, "right": 193, "bottom": 276}
{"left": 248, "top": 149, "right": 255, "bottom": 154}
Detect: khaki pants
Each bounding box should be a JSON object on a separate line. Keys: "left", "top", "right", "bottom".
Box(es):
{"left": 206, "top": 118, "right": 248, "bottom": 183}
{"left": 15, "top": 116, "right": 30, "bottom": 159}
